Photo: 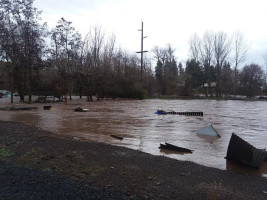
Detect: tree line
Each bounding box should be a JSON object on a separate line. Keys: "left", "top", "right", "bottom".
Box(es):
{"left": 0, "top": 0, "right": 154, "bottom": 103}
{"left": 154, "top": 32, "right": 266, "bottom": 98}
{"left": 0, "top": 0, "right": 266, "bottom": 103}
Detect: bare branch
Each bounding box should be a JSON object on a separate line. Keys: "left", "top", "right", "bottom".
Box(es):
{"left": 188, "top": 33, "right": 201, "bottom": 62}
{"left": 232, "top": 31, "right": 249, "bottom": 69}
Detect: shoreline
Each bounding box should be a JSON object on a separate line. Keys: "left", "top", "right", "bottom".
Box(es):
{"left": 1, "top": 121, "right": 267, "bottom": 199}
{"left": 148, "top": 95, "right": 267, "bottom": 101}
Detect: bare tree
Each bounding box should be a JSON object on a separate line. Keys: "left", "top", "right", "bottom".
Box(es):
{"left": 188, "top": 33, "right": 201, "bottom": 63}
{"left": 261, "top": 52, "right": 267, "bottom": 92}
{"left": 152, "top": 46, "right": 167, "bottom": 64}
{"left": 152, "top": 44, "right": 178, "bottom": 95}
{"left": 50, "top": 18, "right": 82, "bottom": 100}
{"left": 86, "top": 25, "right": 105, "bottom": 68}
{"left": 0, "top": 0, "right": 46, "bottom": 102}
{"left": 213, "top": 31, "right": 232, "bottom": 97}
{"left": 82, "top": 26, "right": 105, "bottom": 100}
{"left": 201, "top": 31, "right": 214, "bottom": 67}
{"left": 165, "top": 43, "right": 175, "bottom": 63}
{"left": 188, "top": 32, "right": 213, "bottom": 66}
{"left": 232, "top": 31, "right": 249, "bottom": 97}
{"left": 188, "top": 32, "right": 216, "bottom": 96}
{"left": 103, "top": 34, "right": 116, "bottom": 69}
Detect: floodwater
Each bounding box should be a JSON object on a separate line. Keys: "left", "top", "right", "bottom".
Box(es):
{"left": 0, "top": 97, "right": 267, "bottom": 177}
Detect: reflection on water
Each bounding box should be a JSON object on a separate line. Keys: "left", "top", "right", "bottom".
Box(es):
{"left": 226, "top": 160, "right": 267, "bottom": 178}
{"left": 11, "top": 113, "right": 40, "bottom": 126}
{"left": 159, "top": 148, "right": 192, "bottom": 155}
{"left": 0, "top": 97, "right": 267, "bottom": 177}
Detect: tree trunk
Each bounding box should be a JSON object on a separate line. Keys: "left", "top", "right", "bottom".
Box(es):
{"left": 29, "top": 94, "right": 32, "bottom": 102}
{"left": 20, "top": 94, "right": 24, "bottom": 102}
{"left": 11, "top": 92, "right": 13, "bottom": 104}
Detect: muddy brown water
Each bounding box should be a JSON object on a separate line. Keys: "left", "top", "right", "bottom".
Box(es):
{"left": 1, "top": 96, "right": 267, "bottom": 177}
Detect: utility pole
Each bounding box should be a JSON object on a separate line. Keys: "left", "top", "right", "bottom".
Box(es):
{"left": 137, "top": 21, "right": 148, "bottom": 79}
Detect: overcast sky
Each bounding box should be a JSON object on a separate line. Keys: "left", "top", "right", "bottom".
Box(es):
{"left": 34, "top": 0, "right": 267, "bottom": 67}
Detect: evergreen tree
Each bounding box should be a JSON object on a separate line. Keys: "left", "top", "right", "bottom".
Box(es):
{"left": 185, "top": 59, "right": 203, "bottom": 90}
{"left": 164, "top": 59, "right": 178, "bottom": 94}
{"left": 155, "top": 60, "right": 164, "bottom": 94}
{"left": 221, "top": 61, "right": 233, "bottom": 96}
{"left": 155, "top": 60, "right": 163, "bottom": 82}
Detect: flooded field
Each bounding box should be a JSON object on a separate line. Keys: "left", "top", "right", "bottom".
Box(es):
{"left": 1, "top": 97, "right": 267, "bottom": 177}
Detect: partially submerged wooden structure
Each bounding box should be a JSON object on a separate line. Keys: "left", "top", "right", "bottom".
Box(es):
{"left": 159, "top": 142, "right": 193, "bottom": 153}
{"left": 111, "top": 135, "right": 123, "bottom": 140}
{"left": 155, "top": 110, "right": 203, "bottom": 116}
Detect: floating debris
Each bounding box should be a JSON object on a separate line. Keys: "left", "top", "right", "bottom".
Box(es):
{"left": 196, "top": 125, "right": 221, "bottom": 137}
{"left": 43, "top": 106, "right": 53, "bottom": 110}
{"left": 226, "top": 133, "right": 266, "bottom": 168}
{"left": 111, "top": 135, "right": 123, "bottom": 140}
{"left": 155, "top": 110, "right": 203, "bottom": 116}
{"left": 155, "top": 110, "right": 167, "bottom": 115}
{"left": 159, "top": 142, "right": 193, "bottom": 153}
{"left": 74, "top": 107, "right": 89, "bottom": 112}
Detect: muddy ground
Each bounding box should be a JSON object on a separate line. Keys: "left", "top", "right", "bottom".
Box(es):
{"left": 0, "top": 121, "right": 267, "bottom": 199}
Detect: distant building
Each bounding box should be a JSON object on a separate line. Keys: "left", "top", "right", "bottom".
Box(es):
{"left": 203, "top": 82, "right": 216, "bottom": 88}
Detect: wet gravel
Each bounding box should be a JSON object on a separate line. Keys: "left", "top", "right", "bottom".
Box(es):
{"left": 0, "top": 160, "right": 138, "bottom": 200}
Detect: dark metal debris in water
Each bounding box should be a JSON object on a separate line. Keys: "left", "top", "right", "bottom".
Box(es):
{"left": 111, "top": 135, "right": 123, "bottom": 140}
{"left": 74, "top": 107, "right": 89, "bottom": 112}
{"left": 196, "top": 125, "right": 221, "bottom": 137}
{"left": 155, "top": 110, "right": 203, "bottom": 116}
{"left": 159, "top": 142, "right": 193, "bottom": 153}
{"left": 226, "top": 133, "right": 266, "bottom": 168}
{"left": 43, "top": 106, "right": 52, "bottom": 110}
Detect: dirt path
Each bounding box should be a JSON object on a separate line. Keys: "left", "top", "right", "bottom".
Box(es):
{"left": 1, "top": 121, "right": 267, "bottom": 199}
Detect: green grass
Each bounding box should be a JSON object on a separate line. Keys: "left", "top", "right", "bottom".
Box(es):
{"left": 43, "top": 167, "right": 52, "bottom": 172}
{"left": 0, "top": 148, "right": 15, "bottom": 157}
{"left": 25, "top": 148, "right": 37, "bottom": 155}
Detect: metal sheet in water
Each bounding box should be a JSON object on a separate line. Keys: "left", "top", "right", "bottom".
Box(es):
{"left": 196, "top": 125, "right": 220, "bottom": 137}
{"left": 226, "top": 133, "right": 266, "bottom": 168}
